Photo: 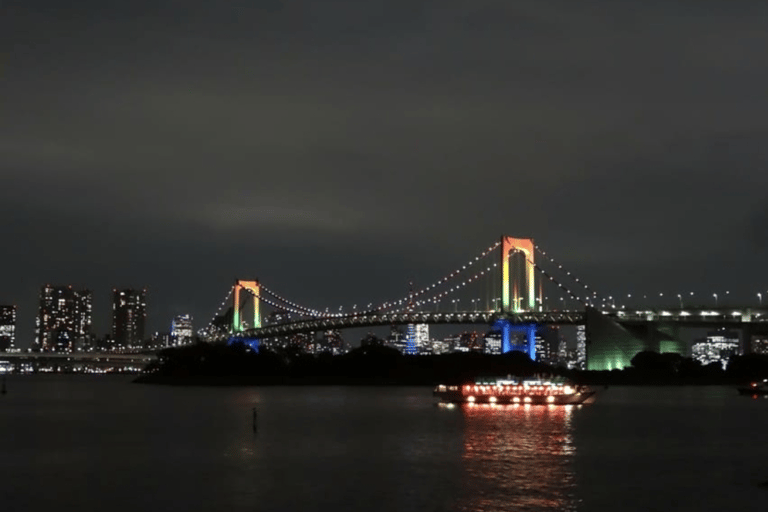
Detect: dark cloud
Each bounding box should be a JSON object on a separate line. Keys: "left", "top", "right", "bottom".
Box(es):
{"left": 2, "top": 1, "right": 768, "bottom": 344}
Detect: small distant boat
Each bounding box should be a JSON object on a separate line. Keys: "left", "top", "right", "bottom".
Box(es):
{"left": 433, "top": 375, "right": 596, "bottom": 405}
{"left": 737, "top": 379, "right": 768, "bottom": 396}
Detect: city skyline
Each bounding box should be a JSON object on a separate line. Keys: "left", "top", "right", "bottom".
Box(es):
{"left": 2, "top": 2, "right": 768, "bottom": 342}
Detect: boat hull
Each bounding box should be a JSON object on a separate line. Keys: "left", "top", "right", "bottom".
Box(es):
{"left": 433, "top": 389, "right": 596, "bottom": 405}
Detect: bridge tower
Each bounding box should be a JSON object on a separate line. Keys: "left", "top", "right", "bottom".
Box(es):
{"left": 500, "top": 236, "right": 536, "bottom": 313}
{"left": 499, "top": 236, "right": 537, "bottom": 359}
{"left": 232, "top": 279, "right": 261, "bottom": 332}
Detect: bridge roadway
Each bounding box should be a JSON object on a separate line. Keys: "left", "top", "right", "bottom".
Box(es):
{"left": 243, "top": 307, "right": 768, "bottom": 338}
{"left": 0, "top": 352, "right": 157, "bottom": 364}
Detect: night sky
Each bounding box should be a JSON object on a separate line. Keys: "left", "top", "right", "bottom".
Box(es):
{"left": 2, "top": 1, "right": 768, "bottom": 346}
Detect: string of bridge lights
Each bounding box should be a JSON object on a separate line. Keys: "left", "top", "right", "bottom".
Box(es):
{"left": 260, "top": 285, "right": 326, "bottom": 317}
{"left": 386, "top": 253, "right": 588, "bottom": 312}
{"left": 376, "top": 241, "right": 502, "bottom": 312}
{"left": 243, "top": 287, "right": 333, "bottom": 319}
{"left": 534, "top": 244, "right": 602, "bottom": 301}
{"left": 204, "top": 287, "right": 234, "bottom": 333}
{"left": 251, "top": 242, "right": 504, "bottom": 318}
{"left": 257, "top": 242, "right": 504, "bottom": 317}
{"left": 261, "top": 285, "right": 382, "bottom": 317}
{"left": 392, "top": 262, "right": 500, "bottom": 311}
{"left": 530, "top": 262, "right": 588, "bottom": 307}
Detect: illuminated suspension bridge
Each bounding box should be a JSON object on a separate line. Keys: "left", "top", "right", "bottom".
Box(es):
{"left": 199, "top": 235, "right": 768, "bottom": 370}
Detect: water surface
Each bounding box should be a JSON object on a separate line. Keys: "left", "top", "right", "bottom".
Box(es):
{"left": 1, "top": 377, "right": 766, "bottom": 511}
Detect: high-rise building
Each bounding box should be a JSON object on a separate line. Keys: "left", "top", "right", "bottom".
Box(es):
{"left": 537, "top": 325, "right": 561, "bottom": 364}
{"left": 575, "top": 325, "right": 586, "bottom": 370}
{"left": 405, "top": 324, "right": 418, "bottom": 355}
{"left": 112, "top": 288, "right": 147, "bottom": 348}
{"left": 558, "top": 336, "right": 568, "bottom": 364}
{"left": 534, "top": 334, "right": 549, "bottom": 362}
{"left": 0, "top": 305, "right": 16, "bottom": 351}
{"left": 35, "top": 285, "right": 92, "bottom": 352}
{"left": 692, "top": 329, "right": 740, "bottom": 370}
{"left": 416, "top": 324, "right": 430, "bottom": 353}
{"left": 171, "top": 315, "right": 194, "bottom": 346}
{"left": 405, "top": 323, "right": 430, "bottom": 355}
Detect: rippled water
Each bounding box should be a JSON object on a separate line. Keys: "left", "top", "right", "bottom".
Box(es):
{"left": 1, "top": 376, "right": 767, "bottom": 511}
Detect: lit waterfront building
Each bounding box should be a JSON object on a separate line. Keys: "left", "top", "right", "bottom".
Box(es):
{"left": 431, "top": 340, "right": 450, "bottom": 354}
{"left": 575, "top": 325, "right": 586, "bottom": 370}
{"left": 692, "top": 330, "right": 740, "bottom": 370}
{"left": 558, "top": 336, "right": 568, "bottom": 365}
{"left": 416, "top": 324, "right": 430, "bottom": 354}
{"left": 404, "top": 324, "right": 417, "bottom": 354}
{"left": 458, "top": 331, "right": 484, "bottom": 352}
{"left": 0, "top": 305, "right": 16, "bottom": 351}
{"left": 386, "top": 325, "right": 406, "bottom": 352}
{"left": 751, "top": 336, "right": 768, "bottom": 355}
{"left": 534, "top": 334, "right": 550, "bottom": 362}
{"left": 319, "top": 329, "right": 346, "bottom": 355}
{"left": 261, "top": 311, "right": 293, "bottom": 350}
{"left": 112, "top": 288, "right": 147, "bottom": 348}
{"left": 171, "top": 315, "right": 194, "bottom": 346}
{"left": 35, "top": 285, "right": 93, "bottom": 352}
{"left": 537, "top": 325, "right": 561, "bottom": 364}
{"left": 484, "top": 332, "right": 502, "bottom": 354}
{"left": 443, "top": 334, "right": 462, "bottom": 352}
{"left": 151, "top": 331, "right": 171, "bottom": 348}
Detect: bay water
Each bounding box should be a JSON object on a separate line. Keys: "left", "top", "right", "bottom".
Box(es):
{"left": 1, "top": 376, "right": 767, "bottom": 511}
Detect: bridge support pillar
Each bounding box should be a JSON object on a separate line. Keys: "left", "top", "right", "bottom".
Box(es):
{"left": 742, "top": 323, "right": 753, "bottom": 355}
{"left": 501, "top": 321, "right": 512, "bottom": 354}
{"left": 526, "top": 324, "right": 536, "bottom": 361}
{"left": 495, "top": 319, "right": 537, "bottom": 360}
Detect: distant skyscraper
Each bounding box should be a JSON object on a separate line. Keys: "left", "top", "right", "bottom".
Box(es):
{"left": 35, "top": 285, "right": 92, "bottom": 352}
{"left": 112, "top": 288, "right": 147, "bottom": 348}
{"left": 534, "top": 334, "right": 549, "bottom": 363}
{"left": 558, "top": 336, "right": 568, "bottom": 364}
{"left": 405, "top": 323, "right": 430, "bottom": 354}
{"left": 405, "top": 324, "right": 418, "bottom": 354}
{"left": 171, "top": 315, "right": 194, "bottom": 346}
{"left": 0, "top": 305, "right": 16, "bottom": 351}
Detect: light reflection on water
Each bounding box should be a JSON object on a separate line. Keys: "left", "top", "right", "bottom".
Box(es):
{"left": 456, "top": 403, "right": 578, "bottom": 512}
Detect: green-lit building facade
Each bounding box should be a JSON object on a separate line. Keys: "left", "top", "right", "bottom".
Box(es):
{"left": 584, "top": 308, "right": 686, "bottom": 371}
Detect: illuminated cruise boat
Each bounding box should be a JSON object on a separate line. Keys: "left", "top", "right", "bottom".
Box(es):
{"left": 433, "top": 376, "right": 596, "bottom": 405}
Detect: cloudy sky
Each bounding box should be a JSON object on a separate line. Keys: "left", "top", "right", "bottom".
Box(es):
{"left": 2, "top": 1, "right": 768, "bottom": 344}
